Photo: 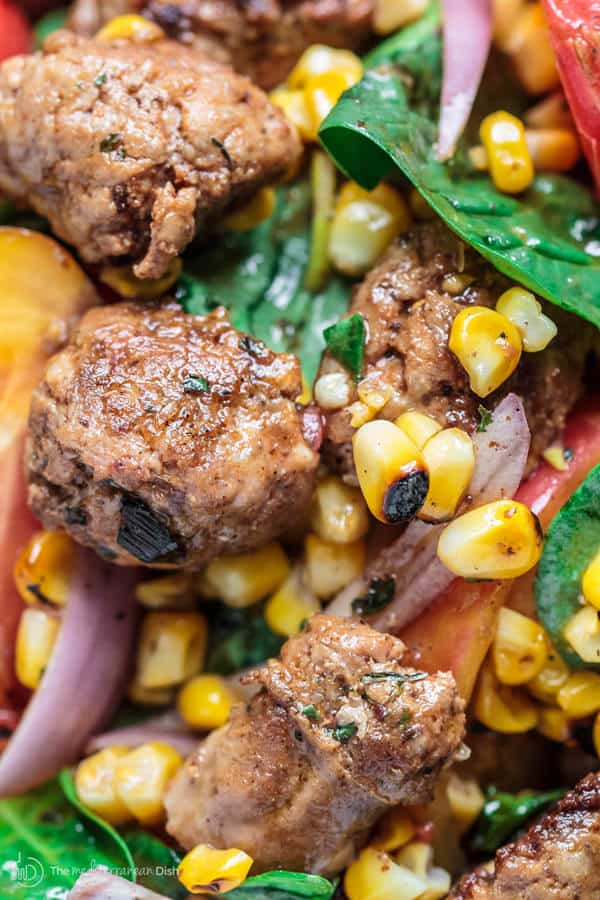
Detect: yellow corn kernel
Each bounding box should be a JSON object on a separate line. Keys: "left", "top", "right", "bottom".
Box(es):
{"left": 469, "top": 145, "right": 489, "bottom": 172}
{"left": 371, "top": 808, "right": 415, "bottom": 852}
{"left": 329, "top": 182, "right": 412, "bottom": 277}
{"left": 14, "top": 529, "right": 74, "bottom": 607}
{"left": 304, "top": 71, "right": 357, "bottom": 140}
{"left": 288, "top": 45, "right": 363, "bottom": 90}
{"left": 583, "top": 549, "right": 600, "bottom": 610}
{"left": 492, "top": 0, "right": 526, "bottom": 51}
{"left": 177, "top": 673, "right": 238, "bottom": 730}
{"left": 128, "top": 682, "right": 176, "bottom": 707}
{"left": 449, "top": 306, "right": 522, "bottom": 397}
{"left": 395, "top": 843, "right": 451, "bottom": 900}
{"left": 264, "top": 566, "right": 321, "bottom": 637}
{"left": 441, "top": 273, "right": 476, "bottom": 295}
{"left": 135, "top": 611, "right": 208, "bottom": 690}
{"left": 344, "top": 848, "right": 428, "bottom": 900}
{"left": 473, "top": 660, "right": 538, "bottom": 733}
{"left": 419, "top": 427, "right": 475, "bottom": 522}
{"left": 353, "top": 419, "right": 428, "bottom": 525}
{"left": 492, "top": 607, "right": 548, "bottom": 685}
{"left": 96, "top": 13, "right": 165, "bottom": 42}
{"left": 526, "top": 646, "right": 570, "bottom": 702}
{"left": 115, "top": 742, "right": 182, "bottom": 826}
{"left": 224, "top": 188, "right": 276, "bottom": 232}
{"left": 304, "top": 533, "right": 366, "bottom": 599}
{"left": 542, "top": 445, "right": 569, "bottom": 472}
{"left": 135, "top": 573, "right": 196, "bottom": 610}
{"left": 480, "top": 111, "right": 534, "bottom": 194}
{"left": 296, "top": 374, "right": 312, "bottom": 406}
{"left": 314, "top": 371, "right": 352, "bottom": 410}
{"left": 495, "top": 287, "right": 557, "bottom": 353}
{"left": 373, "top": 0, "right": 428, "bottom": 35}
{"left": 524, "top": 129, "right": 580, "bottom": 173}
{"left": 506, "top": 3, "right": 560, "bottom": 95}
{"left": 557, "top": 671, "right": 600, "bottom": 718}
{"left": 593, "top": 711, "right": 600, "bottom": 757}
{"left": 310, "top": 475, "right": 370, "bottom": 544}
{"left": 524, "top": 93, "right": 574, "bottom": 130}
{"left": 349, "top": 401, "right": 376, "bottom": 428}
{"left": 437, "top": 499, "right": 543, "bottom": 580}
{"left": 357, "top": 381, "right": 392, "bottom": 413}
{"left": 99, "top": 257, "right": 182, "bottom": 299}
{"left": 15, "top": 607, "right": 60, "bottom": 690}
{"left": 270, "top": 87, "right": 313, "bottom": 140}
{"left": 537, "top": 706, "right": 572, "bottom": 743}
{"left": 446, "top": 773, "right": 485, "bottom": 832}
{"left": 395, "top": 411, "right": 442, "bottom": 450}
{"left": 563, "top": 604, "right": 600, "bottom": 665}
{"left": 178, "top": 845, "right": 253, "bottom": 895}
{"left": 202, "top": 542, "right": 289, "bottom": 608}
{"left": 75, "top": 747, "right": 132, "bottom": 826}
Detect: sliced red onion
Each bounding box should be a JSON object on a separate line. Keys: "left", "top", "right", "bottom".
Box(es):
{"left": 0, "top": 548, "right": 138, "bottom": 796}
{"left": 437, "top": 0, "right": 493, "bottom": 161}
{"left": 68, "top": 870, "right": 169, "bottom": 900}
{"left": 87, "top": 711, "right": 198, "bottom": 758}
{"left": 327, "top": 394, "right": 530, "bottom": 631}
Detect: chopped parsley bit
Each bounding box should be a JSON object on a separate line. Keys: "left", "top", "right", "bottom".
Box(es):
{"left": 183, "top": 374, "right": 210, "bottom": 393}
{"left": 99, "top": 133, "right": 123, "bottom": 153}
{"left": 94, "top": 72, "right": 107, "bottom": 87}
{"left": 301, "top": 704, "right": 320, "bottom": 721}
{"left": 115, "top": 146, "right": 127, "bottom": 161}
{"left": 351, "top": 576, "right": 396, "bottom": 616}
{"left": 399, "top": 709, "right": 411, "bottom": 726}
{"left": 477, "top": 404, "right": 492, "bottom": 433}
{"left": 76, "top": 80, "right": 85, "bottom": 89}
{"left": 361, "top": 671, "right": 428, "bottom": 685}
{"left": 328, "top": 723, "right": 358, "bottom": 743}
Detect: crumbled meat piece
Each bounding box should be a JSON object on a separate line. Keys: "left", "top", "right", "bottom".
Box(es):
{"left": 0, "top": 30, "right": 300, "bottom": 278}
{"left": 26, "top": 301, "right": 318, "bottom": 569}
{"left": 449, "top": 771, "right": 600, "bottom": 899}
{"left": 319, "top": 222, "right": 592, "bottom": 476}
{"left": 165, "top": 613, "right": 465, "bottom": 876}
{"left": 69, "top": 0, "right": 373, "bottom": 89}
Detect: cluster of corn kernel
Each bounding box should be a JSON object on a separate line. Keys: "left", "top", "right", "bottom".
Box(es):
{"left": 450, "top": 286, "right": 557, "bottom": 398}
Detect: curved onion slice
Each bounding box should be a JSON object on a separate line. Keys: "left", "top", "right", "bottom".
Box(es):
{"left": 437, "top": 0, "right": 493, "bottom": 161}
{"left": 0, "top": 548, "right": 138, "bottom": 796}
{"left": 327, "top": 394, "right": 530, "bottom": 631}
{"left": 87, "top": 711, "right": 197, "bottom": 758}
{"left": 69, "top": 870, "right": 169, "bottom": 899}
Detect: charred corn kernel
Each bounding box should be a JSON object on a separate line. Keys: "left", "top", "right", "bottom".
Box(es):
{"left": 395, "top": 411, "right": 442, "bottom": 449}
{"left": 594, "top": 712, "right": 600, "bottom": 757}
{"left": 473, "top": 660, "right": 538, "bottom": 733}
{"left": 563, "top": 604, "right": 600, "bottom": 665}
{"left": 96, "top": 13, "right": 164, "bottom": 42}
{"left": 496, "top": 287, "right": 557, "bottom": 352}
{"left": 14, "top": 529, "right": 74, "bottom": 607}
{"left": 304, "top": 71, "right": 357, "bottom": 140}
{"left": 480, "top": 112, "right": 534, "bottom": 194}
{"left": 525, "top": 93, "right": 574, "bottom": 130}
{"left": 115, "top": 742, "right": 182, "bottom": 826}
{"left": 524, "top": 128, "right": 580, "bottom": 172}
{"left": 395, "top": 843, "right": 451, "bottom": 900}
{"left": 506, "top": 3, "right": 559, "bottom": 95}
{"left": 449, "top": 306, "right": 522, "bottom": 397}
{"left": 537, "top": 706, "right": 572, "bottom": 743}
{"left": 557, "top": 670, "right": 600, "bottom": 718}
{"left": 492, "top": 607, "right": 548, "bottom": 685}
{"left": 135, "top": 573, "right": 195, "bottom": 609}
{"left": 100, "top": 257, "right": 181, "bottom": 299}
{"left": 542, "top": 445, "right": 569, "bottom": 472}
{"left": 446, "top": 773, "right": 485, "bottom": 832}
{"left": 419, "top": 427, "right": 475, "bottom": 522}
{"left": 177, "top": 673, "right": 238, "bottom": 730}
{"left": 492, "top": 0, "right": 526, "bottom": 50}
{"left": 135, "top": 611, "right": 207, "bottom": 689}
{"left": 202, "top": 542, "right": 289, "bottom": 608}
{"left": 264, "top": 566, "right": 320, "bottom": 636}
{"left": 288, "top": 45, "right": 363, "bottom": 90}
{"left": 75, "top": 747, "right": 132, "bottom": 826}
{"left": 314, "top": 371, "right": 352, "bottom": 410}
{"left": 128, "top": 682, "right": 176, "bottom": 707}
{"left": 16, "top": 608, "right": 60, "bottom": 689}
{"left": 438, "top": 500, "right": 543, "bottom": 580}
{"left": 353, "top": 419, "right": 429, "bottom": 525}
{"left": 527, "top": 646, "right": 570, "bottom": 702}
{"left": 270, "top": 87, "right": 313, "bottom": 139}
{"left": 371, "top": 808, "right": 415, "bottom": 852}
{"left": 304, "top": 533, "right": 366, "bottom": 598}
{"left": 224, "top": 188, "right": 276, "bottom": 231}
{"left": 344, "top": 848, "right": 428, "bottom": 900}
{"left": 310, "top": 476, "right": 369, "bottom": 544}
{"left": 329, "top": 182, "right": 411, "bottom": 277}
{"left": 583, "top": 550, "right": 600, "bottom": 610}
{"left": 178, "top": 845, "right": 253, "bottom": 895}
{"left": 373, "top": 0, "right": 428, "bottom": 35}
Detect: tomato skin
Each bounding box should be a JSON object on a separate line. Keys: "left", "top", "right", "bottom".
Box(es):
{"left": 0, "top": 1, "right": 31, "bottom": 61}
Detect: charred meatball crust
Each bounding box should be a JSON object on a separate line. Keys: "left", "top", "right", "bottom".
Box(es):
{"left": 0, "top": 30, "right": 300, "bottom": 279}
{"left": 26, "top": 302, "right": 319, "bottom": 569}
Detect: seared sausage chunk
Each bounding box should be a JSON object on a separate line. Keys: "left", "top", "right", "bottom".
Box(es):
{"left": 69, "top": 0, "right": 373, "bottom": 89}
{"left": 0, "top": 30, "right": 299, "bottom": 279}
{"left": 165, "top": 614, "right": 465, "bottom": 876}
{"left": 450, "top": 771, "right": 600, "bottom": 899}
{"left": 26, "top": 302, "right": 318, "bottom": 569}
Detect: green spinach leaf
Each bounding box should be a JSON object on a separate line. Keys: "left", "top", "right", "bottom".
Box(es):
{"left": 120, "top": 828, "right": 186, "bottom": 897}
{"left": 206, "top": 605, "right": 284, "bottom": 675}
{"left": 469, "top": 786, "right": 565, "bottom": 854}
{"left": 323, "top": 313, "right": 365, "bottom": 378}
{"left": 319, "top": 6, "right": 600, "bottom": 328}
{"left": 227, "top": 870, "right": 335, "bottom": 899}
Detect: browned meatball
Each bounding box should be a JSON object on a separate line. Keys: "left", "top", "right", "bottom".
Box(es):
{"left": 318, "top": 222, "right": 592, "bottom": 476}
{"left": 450, "top": 772, "right": 600, "bottom": 899}
{"left": 0, "top": 30, "right": 300, "bottom": 279}
{"left": 69, "top": 0, "right": 373, "bottom": 90}
{"left": 165, "top": 614, "right": 465, "bottom": 876}
{"left": 26, "top": 302, "right": 318, "bottom": 569}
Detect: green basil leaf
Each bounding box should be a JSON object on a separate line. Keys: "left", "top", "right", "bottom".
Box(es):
{"left": 469, "top": 786, "right": 565, "bottom": 854}
{"left": 323, "top": 313, "right": 365, "bottom": 379}
{"left": 227, "top": 870, "right": 335, "bottom": 899}
{"left": 206, "top": 605, "right": 284, "bottom": 675}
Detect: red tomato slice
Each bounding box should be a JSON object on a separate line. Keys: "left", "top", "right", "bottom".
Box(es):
{"left": 0, "top": 1, "right": 31, "bottom": 62}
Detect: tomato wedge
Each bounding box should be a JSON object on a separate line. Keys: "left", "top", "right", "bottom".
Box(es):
{"left": 0, "top": 1, "right": 31, "bottom": 62}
